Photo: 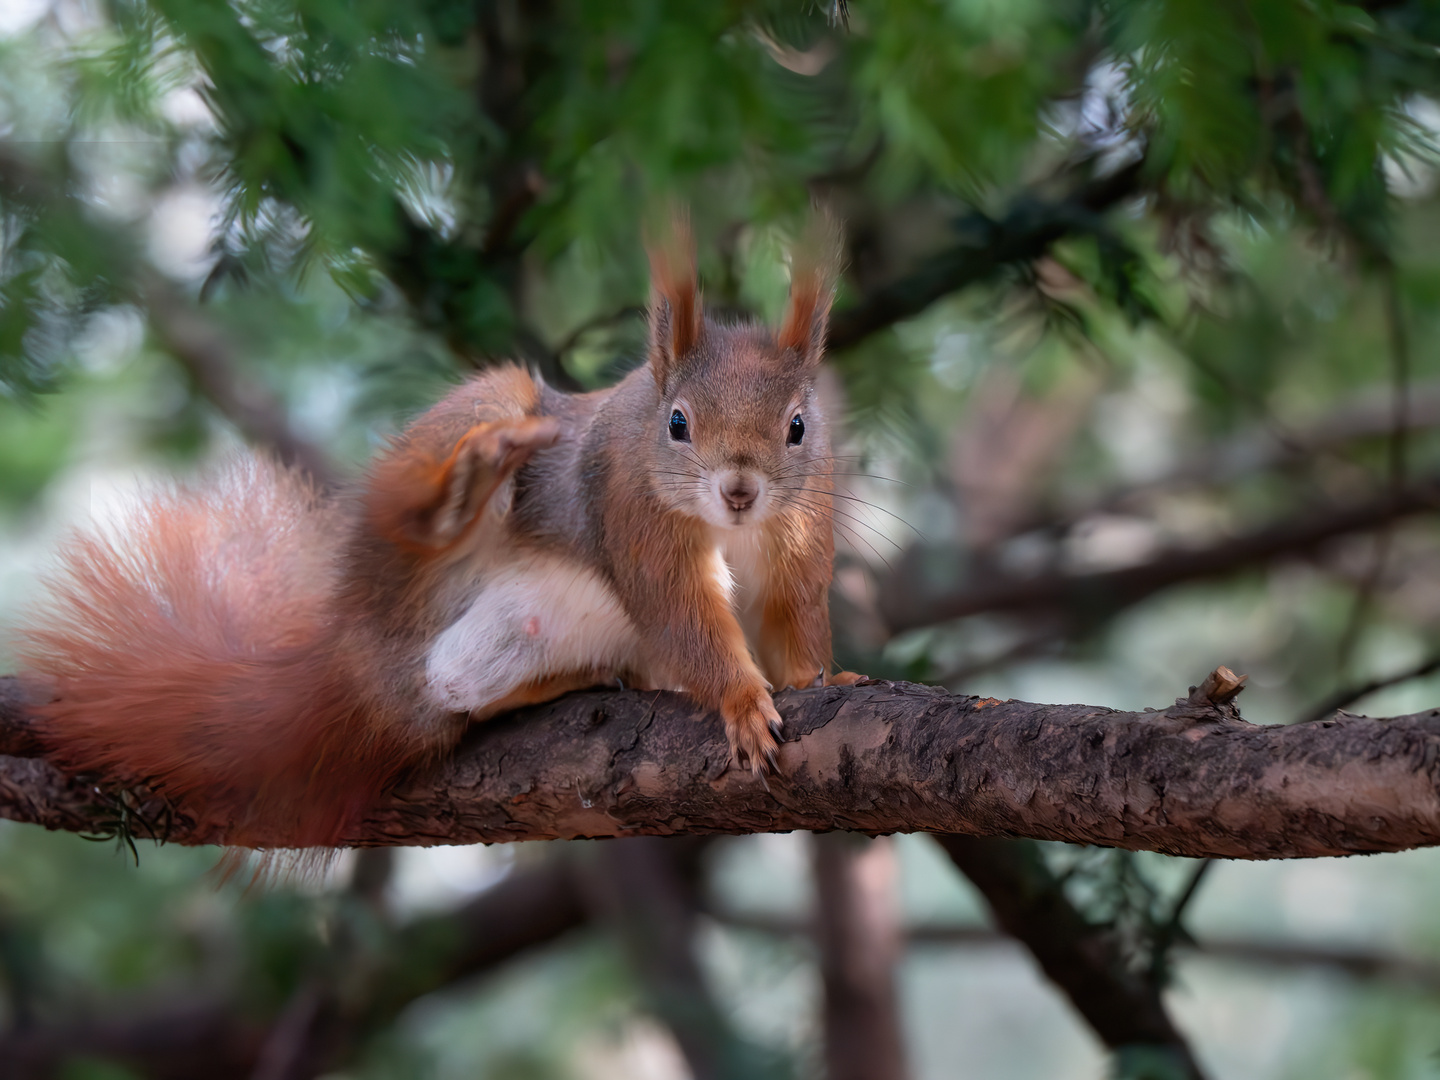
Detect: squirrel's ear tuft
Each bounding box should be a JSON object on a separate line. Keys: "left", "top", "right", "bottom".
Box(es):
{"left": 777, "top": 209, "right": 843, "bottom": 368}
{"left": 645, "top": 207, "right": 702, "bottom": 390}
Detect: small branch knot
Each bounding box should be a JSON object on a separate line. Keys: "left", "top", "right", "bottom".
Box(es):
{"left": 1189, "top": 666, "right": 1248, "bottom": 707}
{"left": 1168, "top": 666, "right": 1249, "bottom": 725}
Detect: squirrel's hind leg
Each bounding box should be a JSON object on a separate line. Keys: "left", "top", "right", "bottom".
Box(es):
{"left": 424, "top": 555, "right": 642, "bottom": 718}
{"left": 468, "top": 668, "right": 619, "bottom": 721}
{"left": 367, "top": 416, "right": 559, "bottom": 552}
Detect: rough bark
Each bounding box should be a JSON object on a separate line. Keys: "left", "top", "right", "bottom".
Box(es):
{"left": 5, "top": 672, "right": 1440, "bottom": 858}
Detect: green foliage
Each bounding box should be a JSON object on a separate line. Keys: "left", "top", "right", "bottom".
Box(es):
{"left": 1112, "top": 1045, "right": 1196, "bottom": 1080}
{"left": 0, "top": 392, "right": 78, "bottom": 504}
{"left": 59, "top": 1060, "right": 146, "bottom": 1080}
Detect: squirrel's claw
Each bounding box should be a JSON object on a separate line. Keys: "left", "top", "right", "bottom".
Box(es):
{"left": 723, "top": 684, "right": 783, "bottom": 782}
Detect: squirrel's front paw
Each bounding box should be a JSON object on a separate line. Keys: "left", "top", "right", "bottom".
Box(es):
{"left": 827, "top": 670, "right": 866, "bottom": 687}
{"left": 721, "top": 684, "right": 783, "bottom": 775}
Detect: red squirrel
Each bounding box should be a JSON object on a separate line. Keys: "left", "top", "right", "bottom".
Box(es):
{"left": 14, "top": 216, "right": 860, "bottom": 849}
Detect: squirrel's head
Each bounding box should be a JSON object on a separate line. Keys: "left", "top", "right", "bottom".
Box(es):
{"left": 644, "top": 211, "right": 839, "bottom": 530}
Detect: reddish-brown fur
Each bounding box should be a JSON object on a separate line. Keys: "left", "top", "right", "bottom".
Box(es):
{"left": 15, "top": 216, "right": 855, "bottom": 846}
{"left": 646, "top": 210, "right": 703, "bottom": 388}
{"left": 16, "top": 461, "right": 414, "bottom": 848}
{"left": 565, "top": 212, "right": 856, "bottom": 768}
{"left": 777, "top": 211, "right": 842, "bottom": 358}
{"left": 17, "top": 416, "right": 554, "bottom": 849}
{"left": 367, "top": 416, "right": 559, "bottom": 554}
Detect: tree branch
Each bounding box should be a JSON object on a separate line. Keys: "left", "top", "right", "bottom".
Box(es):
{"left": 246, "top": 849, "right": 395, "bottom": 1080}
{"left": 999, "top": 377, "right": 1440, "bottom": 547}
{"left": 7, "top": 672, "right": 1440, "bottom": 858}
{"left": 0, "top": 144, "right": 339, "bottom": 489}
{"left": 813, "top": 834, "right": 909, "bottom": 1080}
{"left": 143, "top": 280, "right": 340, "bottom": 489}
{"left": 712, "top": 915, "right": 1440, "bottom": 994}
{"left": 826, "top": 161, "right": 1142, "bottom": 352}
{"left": 937, "top": 836, "right": 1204, "bottom": 1079}
{"left": 881, "top": 479, "right": 1440, "bottom": 633}
{"left": 1, "top": 855, "right": 589, "bottom": 1080}
{"left": 1297, "top": 650, "right": 1440, "bottom": 726}
{"left": 581, "top": 837, "right": 788, "bottom": 1080}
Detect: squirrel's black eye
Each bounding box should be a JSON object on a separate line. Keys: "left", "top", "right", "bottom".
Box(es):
{"left": 669, "top": 410, "right": 689, "bottom": 442}
{"left": 788, "top": 414, "right": 805, "bottom": 446}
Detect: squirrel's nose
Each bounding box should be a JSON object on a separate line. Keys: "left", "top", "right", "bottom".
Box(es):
{"left": 720, "top": 473, "right": 760, "bottom": 512}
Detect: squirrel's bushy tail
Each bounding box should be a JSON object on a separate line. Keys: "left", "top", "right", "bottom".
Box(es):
{"left": 15, "top": 457, "right": 409, "bottom": 848}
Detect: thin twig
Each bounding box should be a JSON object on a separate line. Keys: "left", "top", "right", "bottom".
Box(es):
{"left": 1296, "top": 650, "right": 1440, "bottom": 725}
{"left": 712, "top": 910, "right": 1440, "bottom": 994}
{"left": 826, "top": 157, "right": 1143, "bottom": 352}
{"left": 882, "top": 477, "right": 1440, "bottom": 633}
{"left": 552, "top": 304, "right": 646, "bottom": 360}
{"left": 812, "top": 835, "right": 908, "bottom": 1080}
{"left": 1168, "top": 860, "right": 1213, "bottom": 926}
{"left": 1385, "top": 264, "right": 1412, "bottom": 492}
{"left": 1001, "top": 377, "right": 1440, "bottom": 544}
{"left": 935, "top": 835, "right": 1205, "bottom": 1079}
{"left": 144, "top": 279, "right": 341, "bottom": 489}
{"left": 248, "top": 849, "right": 394, "bottom": 1080}
{"left": 1333, "top": 532, "right": 1394, "bottom": 675}
{"left": 1148, "top": 859, "right": 1214, "bottom": 985}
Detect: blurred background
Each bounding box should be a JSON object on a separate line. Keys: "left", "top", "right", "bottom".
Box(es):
{"left": 3, "top": 0, "right": 1440, "bottom": 1077}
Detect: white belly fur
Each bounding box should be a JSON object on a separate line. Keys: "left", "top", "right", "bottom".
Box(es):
{"left": 424, "top": 554, "right": 640, "bottom": 713}
{"left": 715, "top": 527, "right": 768, "bottom": 653}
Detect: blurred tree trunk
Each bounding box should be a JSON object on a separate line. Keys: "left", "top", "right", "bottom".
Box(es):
{"left": 583, "top": 837, "right": 790, "bottom": 1080}
{"left": 813, "top": 833, "right": 908, "bottom": 1080}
